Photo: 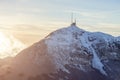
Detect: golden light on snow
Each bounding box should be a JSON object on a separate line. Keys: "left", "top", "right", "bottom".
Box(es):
{"left": 0, "top": 32, "right": 26, "bottom": 59}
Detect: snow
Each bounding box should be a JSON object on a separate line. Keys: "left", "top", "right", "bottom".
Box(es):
{"left": 45, "top": 25, "right": 115, "bottom": 75}
{"left": 79, "top": 32, "right": 107, "bottom": 75}
{"left": 46, "top": 25, "right": 94, "bottom": 72}
{"left": 45, "top": 25, "right": 83, "bottom": 73}
{"left": 90, "top": 47, "right": 107, "bottom": 75}
{"left": 92, "top": 32, "right": 114, "bottom": 43}
{"left": 116, "top": 36, "right": 120, "bottom": 41}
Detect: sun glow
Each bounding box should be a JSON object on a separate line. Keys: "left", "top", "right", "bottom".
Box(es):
{"left": 0, "top": 32, "right": 26, "bottom": 59}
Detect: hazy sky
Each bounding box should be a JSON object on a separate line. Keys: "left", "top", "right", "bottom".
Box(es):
{"left": 0, "top": 0, "right": 120, "bottom": 45}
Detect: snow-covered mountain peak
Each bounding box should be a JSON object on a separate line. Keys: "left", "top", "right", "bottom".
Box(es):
{"left": 43, "top": 25, "right": 120, "bottom": 77}
{"left": 44, "top": 25, "right": 112, "bottom": 75}
{"left": 45, "top": 25, "right": 85, "bottom": 41}
{"left": 67, "top": 25, "right": 85, "bottom": 32}
{"left": 1, "top": 25, "right": 120, "bottom": 80}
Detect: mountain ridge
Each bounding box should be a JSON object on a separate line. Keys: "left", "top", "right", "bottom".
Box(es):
{"left": 44, "top": 25, "right": 114, "bottom": 75}
{"left": 0, "top": 25, "right": 120, "bottom": 80}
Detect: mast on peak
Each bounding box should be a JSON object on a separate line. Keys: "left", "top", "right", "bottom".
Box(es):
{"left": 71, "top": 13, "right": 76, "bottom": 26}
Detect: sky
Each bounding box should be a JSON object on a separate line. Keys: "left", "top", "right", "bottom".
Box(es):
{"left": 0, "top": 0, "right": 120, "bottom": 45}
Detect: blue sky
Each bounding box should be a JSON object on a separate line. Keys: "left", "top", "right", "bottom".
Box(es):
{"left": 0, "top": 0, "right": 120, "bottom": 36}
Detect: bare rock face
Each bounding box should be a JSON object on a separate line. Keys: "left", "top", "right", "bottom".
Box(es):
{"left": 0, "top": 25, "right": 120, "bottom": 80}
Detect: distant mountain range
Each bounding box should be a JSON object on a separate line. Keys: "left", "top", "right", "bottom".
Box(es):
{"left": 0, "top": 25, "right": 120, "bottom": 80}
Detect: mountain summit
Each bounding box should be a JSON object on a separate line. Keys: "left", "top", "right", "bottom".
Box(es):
{"left": 0, "top": 25, "right": 120, "bottom": 80}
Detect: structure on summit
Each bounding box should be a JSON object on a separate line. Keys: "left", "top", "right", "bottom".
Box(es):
{"left": 71, "top": 13, "right": 76, "bottom": 26}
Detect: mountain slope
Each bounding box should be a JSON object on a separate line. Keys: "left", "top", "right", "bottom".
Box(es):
{"left": 0, "top": 25, "right": 120, "bottom": 80}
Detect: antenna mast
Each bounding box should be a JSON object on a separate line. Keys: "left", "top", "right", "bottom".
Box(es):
{"left": 71, "top": 13, "right": 73, "bottom": 24}
{"left": 71, "top": 12, "right": 76, "bottom": 26}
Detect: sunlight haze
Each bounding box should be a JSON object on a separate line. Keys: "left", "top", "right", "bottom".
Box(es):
{"left": 0, "top": 0, "right": 120, "bottom": 45}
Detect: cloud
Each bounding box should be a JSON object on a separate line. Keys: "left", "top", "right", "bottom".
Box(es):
{"left": 79, "top": 12, "right": 106, "bottom": 19}
{"left": 96, "top": 23, "right": 120, "bottom": 28}
{"left": 66, "top": 10, "right": 108, "bottom": 19}
{"left": 17, "top": 0, "right": 30, "bottom": 2}
{"left": 78, "top": 22, "right": 120, "bottom": 36}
